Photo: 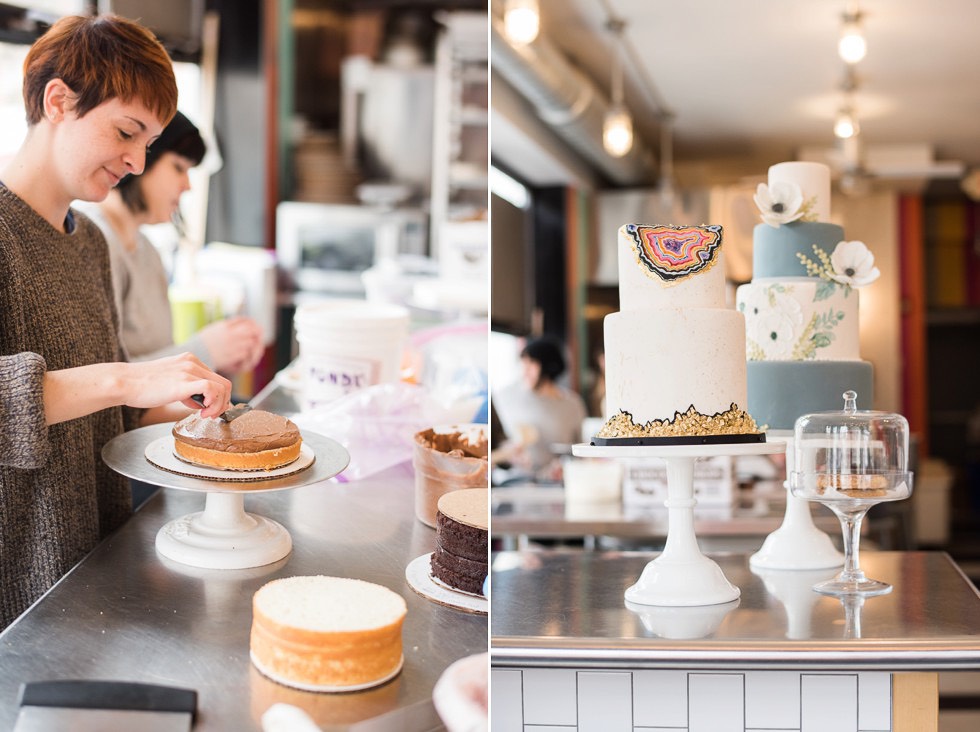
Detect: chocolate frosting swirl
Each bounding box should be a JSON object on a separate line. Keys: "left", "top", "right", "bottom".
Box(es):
{"left": 173, "top": 409, "right": 301, "bottom": 453}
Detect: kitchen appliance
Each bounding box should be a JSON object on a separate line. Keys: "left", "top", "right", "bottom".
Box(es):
{"left": 276, "top": 201, "right": 428, "bottom": 294}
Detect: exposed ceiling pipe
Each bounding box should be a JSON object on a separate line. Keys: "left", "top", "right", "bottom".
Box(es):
{"left": 490, "top": 14, "right": 656, "bottom": 187}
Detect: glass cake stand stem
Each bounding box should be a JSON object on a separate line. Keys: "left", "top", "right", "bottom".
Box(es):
{"left": 155, "top": 492, "right": 292, "bottom": 570}
{"left": 813, "top": 505, "right": 891, "bottom": 597}
{"left": 749, "top": 431, "right": 844, "bottom": 570}
{"left": 625, "top": 456, "right": 741, "bottom": 607}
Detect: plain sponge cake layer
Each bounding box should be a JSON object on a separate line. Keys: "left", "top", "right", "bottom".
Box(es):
{"left": 250, "top": 576, "right": 407, "bottom": 690}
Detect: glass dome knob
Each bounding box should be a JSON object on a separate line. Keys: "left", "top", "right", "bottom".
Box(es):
{"left": 842, "top": 390, "right": 858, "bottom": 414}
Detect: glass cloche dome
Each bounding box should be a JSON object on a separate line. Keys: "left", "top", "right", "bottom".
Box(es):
{"left": 790, "top": 390, "right": 913, "bottom": 503}
{"left": 789, "top": 390, "right": 913, "bottom": 596}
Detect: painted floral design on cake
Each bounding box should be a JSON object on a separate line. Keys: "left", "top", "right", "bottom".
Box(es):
{"left": 740, "top": 283, "right": 846, "bottom": 362}
{"left": 797, "top": 240, "right": 880, "bottom": 290}
{"left": 626, "top": 224, "right": 722, "bottom": 282}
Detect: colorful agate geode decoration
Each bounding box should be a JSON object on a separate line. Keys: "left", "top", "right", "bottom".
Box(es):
{"left": 626, "top": 224, "right": 723, "bottom": 283}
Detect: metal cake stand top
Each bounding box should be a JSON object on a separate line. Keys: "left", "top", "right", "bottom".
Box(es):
{"left": 102, "top": 422, "right": 350, "bottom": 494}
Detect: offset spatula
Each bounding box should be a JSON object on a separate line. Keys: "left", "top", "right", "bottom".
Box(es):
{"left": 190, "top": 393, "right": 252, "bottom": 422}
{"left": 14, "top": 680, "right": 196, "bottom": 732}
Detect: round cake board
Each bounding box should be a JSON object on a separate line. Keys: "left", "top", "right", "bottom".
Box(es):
{"left": 405, "top": 554, "right": 487, "bottom": 615}
{"left": 250, "top": 651, "right": 403, "bottom": 693}
{"left": 145, "top": 436, "right": 316, "bottom": 484}
{"left": 573, "top": 440, "right": 786, "bottom": 459}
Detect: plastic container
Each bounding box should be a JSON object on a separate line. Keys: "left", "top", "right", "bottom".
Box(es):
{"left": 294, "top": 300, "right": 409, "bottom": 410}
{"left": 413, "top": 424, "right": 488, "bottom": 527}
{"left": 561, "top": 457, "right": 622, "bottom": 503}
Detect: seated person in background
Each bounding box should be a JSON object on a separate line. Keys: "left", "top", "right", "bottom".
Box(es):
{"left": 83, "top": 111, "right": 264, "bottom": 374}
{"left": 492, "top": 335, "right": 588, "bottom": 481}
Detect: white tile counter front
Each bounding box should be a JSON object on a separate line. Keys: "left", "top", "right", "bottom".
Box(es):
{"left": 492, "top": 668, "right": 892, "bottom": 731}
{"left": 491, "top": 551, "right": 980, "bottom": 732}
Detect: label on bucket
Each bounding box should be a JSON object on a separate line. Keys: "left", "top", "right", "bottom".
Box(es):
{"left": 304, "top": 355, "right": 381, "bottom": 401}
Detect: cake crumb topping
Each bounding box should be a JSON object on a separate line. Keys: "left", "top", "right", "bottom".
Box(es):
{"left": 597, "top": 404, "right": 764, "bottom": 438}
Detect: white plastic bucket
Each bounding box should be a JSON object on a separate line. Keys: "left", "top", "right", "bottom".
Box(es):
{"left": 294, "top": 300, "right": 410, "bottom": 410}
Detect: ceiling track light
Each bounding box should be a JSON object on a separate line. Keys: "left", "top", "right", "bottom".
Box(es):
{"left": 838, "top": 9, "right": 867, "bottom": 64}
{"left": 503, "top": 0, "right": 540, "bottom": 45}
{"left": 603, "top": 18, "right": 634, "bottom": 158}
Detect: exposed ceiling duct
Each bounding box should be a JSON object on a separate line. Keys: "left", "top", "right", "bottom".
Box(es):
{"left": 490, "top": 14, "right": 656, "bottom": 187}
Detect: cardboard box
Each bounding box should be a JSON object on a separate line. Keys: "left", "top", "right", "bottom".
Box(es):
{"left": 622, "top": 456, "right": 735, "bottom": 506}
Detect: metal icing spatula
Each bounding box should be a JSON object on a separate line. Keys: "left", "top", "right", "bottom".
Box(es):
{"left": 13, "top": 680, "right": 196, "bottom": 732}
{"left": 190, "top": 394, "right": 253, "bottom": 422}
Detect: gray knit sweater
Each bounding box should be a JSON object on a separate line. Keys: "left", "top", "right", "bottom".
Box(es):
{"left": 0, "top": 185, "right": 140, "bottom": 629}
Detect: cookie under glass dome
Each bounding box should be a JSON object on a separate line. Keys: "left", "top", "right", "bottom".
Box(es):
{"left": 789, "top": 390, "right": 913, "bottom": 596}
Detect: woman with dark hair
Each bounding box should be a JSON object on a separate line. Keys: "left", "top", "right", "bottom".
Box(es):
{"left": 83, "top": 111, "right": 264, "bottom": 374}
{"left": 492, "top": 335, "right": 588, "bottom": 478}
{"left": 0, "top": 15, "right": 232, "bottom": 629}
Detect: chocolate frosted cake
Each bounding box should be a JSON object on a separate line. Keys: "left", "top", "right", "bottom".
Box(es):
{"left": 172, "top": 409, "right": 302, "bottom": 470}
{"left": 430, "top": 489, "right": 488, "bottom": 595}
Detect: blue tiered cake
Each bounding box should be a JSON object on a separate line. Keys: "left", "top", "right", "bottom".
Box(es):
{"left": 736, "top": 161, "right": 879, "bottom": 429}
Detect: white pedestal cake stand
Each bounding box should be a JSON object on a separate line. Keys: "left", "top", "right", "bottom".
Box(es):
{"left": 574, "top": 440, "right": 785, "bottom": 606}
{"left": 749, "top": 430, "right": 844, "bottom": 570}
{"left": 102, "top": 423, "right": 350, "bottom": 570}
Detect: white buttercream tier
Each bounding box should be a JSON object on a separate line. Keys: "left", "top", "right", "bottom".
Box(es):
{"left": 768, "top": 161, "right": 831, "bottom": 223}
{"left": 617, "top": 225, "right": 727, "bottom": 312}
{"left": 604, "top": 308, "right": 748, "bottom": 426}
{"left": 735, "top": 278, "right": 861, "bottom": 361}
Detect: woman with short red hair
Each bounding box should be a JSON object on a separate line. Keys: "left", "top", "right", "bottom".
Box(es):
{"left": 0, "top": 14, "right": 233, "bottom": 629}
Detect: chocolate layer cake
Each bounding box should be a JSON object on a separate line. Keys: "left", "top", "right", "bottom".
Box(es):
{"left": 172, "top": 409, "right": 302, "bottom": 470}
{"left": 430, "top": 489, "right": 488, "bottom": 595}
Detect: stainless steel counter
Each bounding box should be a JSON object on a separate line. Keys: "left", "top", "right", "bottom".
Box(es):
{"left": 0, "top": 386, "right": 487, "bottom": 730}
{"left": 491, "top": 550, "right": 980, "bottom": 670}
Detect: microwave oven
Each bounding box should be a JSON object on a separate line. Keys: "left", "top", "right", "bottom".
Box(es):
{"left": 276, "top": 201, "right": 429, "bottom": 294}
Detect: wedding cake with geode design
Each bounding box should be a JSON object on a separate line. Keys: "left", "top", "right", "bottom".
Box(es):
{"left": 735, "top": 161, "right": 878, "bottom": 430}
{"left": 595, "top": 224, "right": 764, "bottom": 444}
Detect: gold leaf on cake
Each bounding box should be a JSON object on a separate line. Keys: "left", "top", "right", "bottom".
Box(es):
{"left": 597, "top": 404, "right": 763, "bottom": 438}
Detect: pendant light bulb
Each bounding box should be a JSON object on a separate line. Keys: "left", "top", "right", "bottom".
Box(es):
{"left": 838, "top": 14, "right": 867, "bottom": 64}
{"left": 603, "top": 104, "right": 634, "bottom": 157}
{"left": 504, "top": 0, "right": 540, "bottom": 45}
{"left": 834, "top": 107, "right": 860, "bottom": 139}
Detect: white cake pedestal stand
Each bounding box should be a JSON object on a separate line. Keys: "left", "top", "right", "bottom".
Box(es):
{"left": 574, "top": 440, "right": 785, "bottom": 606}
{"left": 102, "top": 423, "right": 350, "bottom": 570}
{"left": 749, "top": 430, "right": 844, "bottom": 570}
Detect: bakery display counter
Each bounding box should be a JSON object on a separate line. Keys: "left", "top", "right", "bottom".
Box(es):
{"left": 491, "top": 550, "right": 980, "bottom": 731}
{"left": 0, "top": 413, "right": 486, "bottom": 730}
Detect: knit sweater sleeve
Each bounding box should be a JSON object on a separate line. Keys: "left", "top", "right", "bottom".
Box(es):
{"left": 0, "top": 352, "right": 50, "bottom": 469}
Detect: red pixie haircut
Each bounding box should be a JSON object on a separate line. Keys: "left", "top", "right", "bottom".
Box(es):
{"left": 22, "top": 14, "right": 177, "bottom": 127}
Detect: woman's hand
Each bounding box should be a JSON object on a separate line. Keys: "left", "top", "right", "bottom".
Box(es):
{"left": 119, "top": 353, "right": 233, "bottom": 418}
{"left": 43, "top": 353, "right": 233, "bottom": 425}
{"left": 198, "top": 316, "right": 265, "bottom": 374}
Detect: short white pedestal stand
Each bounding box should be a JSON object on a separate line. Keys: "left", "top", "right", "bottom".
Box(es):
{"left": 155, "top": 492, "right": 293, "bottom": 570}
{"left": 102, "top": 424, "right": 350, "bottom": 570}
{"left": 574, "top": 440, "right": 785, "bottom": 606}
{"left": 749, "top": 430, "right": 844, "bottom": 570}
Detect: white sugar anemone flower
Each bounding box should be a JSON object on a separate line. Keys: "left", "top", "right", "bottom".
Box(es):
{"left": 754, "top": 181, "right": 805, "bottom": 227}
{"left": 829, "top": 240, "right": 880, "bottom": 287}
